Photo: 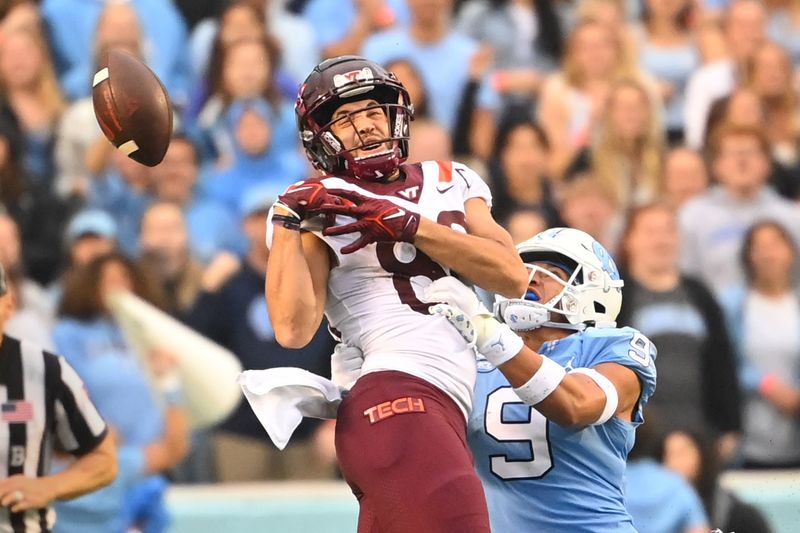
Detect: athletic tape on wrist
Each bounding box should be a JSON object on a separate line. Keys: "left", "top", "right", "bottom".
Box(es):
{"left": 513, "top": 356, "right": 566, "bottom": 406}
{"left": 569, "top": 368, "right": 618, "bottom": 425}
{"left": 479, "top": 321, "right": 524, "bottom": 367}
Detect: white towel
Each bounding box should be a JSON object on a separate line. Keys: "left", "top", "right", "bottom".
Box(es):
{"left": 237, "top": 367, "right": 343, "bottom": 450}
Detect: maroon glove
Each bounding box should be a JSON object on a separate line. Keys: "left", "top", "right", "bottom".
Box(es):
{"left": 273, "top": 181, "right": 353, "bottom": 230}
{"left": 319, "top": 191, "right": 420, "bottom": 254}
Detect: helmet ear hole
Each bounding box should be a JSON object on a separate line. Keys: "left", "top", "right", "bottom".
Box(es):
{"left": 593, "top": 302, "right": 606, "bottom": 314}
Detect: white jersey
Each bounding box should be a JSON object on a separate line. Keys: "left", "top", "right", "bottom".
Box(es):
{"left": 268, "top": 160, "right": 492, "bottom": 417}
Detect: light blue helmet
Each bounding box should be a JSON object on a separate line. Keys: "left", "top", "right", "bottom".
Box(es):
{"left": 495, "top": 228, "right": 624, "bottom": 331}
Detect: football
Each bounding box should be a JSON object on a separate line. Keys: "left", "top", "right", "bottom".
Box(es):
{"left": 92, "top": 48, "right": 173, "bottom": 167}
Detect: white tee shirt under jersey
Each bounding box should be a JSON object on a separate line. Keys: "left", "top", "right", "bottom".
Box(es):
{"left": 267, "top": 160, "right": 492, "bottom": 417}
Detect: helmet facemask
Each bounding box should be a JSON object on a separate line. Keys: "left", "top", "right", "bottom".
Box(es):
{"left": 495, "top": 242, "right": 624, "bottom": 333}
{"left": 495, "top": 257, "right": 588, "bottom": 332}
{"left": 297, "top": 70, "right": 413, "bottom": 182}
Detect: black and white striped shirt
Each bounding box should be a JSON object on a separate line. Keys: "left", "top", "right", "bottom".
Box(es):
{"left": 0, "top": 335, "right": 107, "bottom": 533}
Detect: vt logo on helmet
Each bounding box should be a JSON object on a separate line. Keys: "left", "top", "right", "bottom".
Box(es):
{"left": 295, "top": 56, "right": 414, "bottom": 182}
{"left": 494, "top": 228, "right": 625, "bottom": 332}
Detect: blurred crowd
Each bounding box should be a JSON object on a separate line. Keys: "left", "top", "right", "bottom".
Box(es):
{"left": 0, "top": 0, "right": 799, "bottom": 531}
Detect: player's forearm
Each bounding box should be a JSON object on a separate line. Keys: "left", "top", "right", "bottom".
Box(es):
{"left": 499, "top": 347, "right": 605, "bottom": 427}
{"left": 49, "top": 432, "right": 117, "bottom": 501}
{"left": 266, "top": 227, "right": 323, "bottom": 348}
{"left": 537, "top": 374, "right": 608, "bottom": 427}
{"left": 414, "top": 218, "right": 527, "bottom": 298}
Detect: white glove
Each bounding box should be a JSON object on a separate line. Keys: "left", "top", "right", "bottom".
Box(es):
{"left": 331, "top": 343, "right": 364, "bottom": 391}
{"left": 495, "top": 298, "right": 551, "bottom": 331}
{"left": 423, "top": 276, "right": 490, "bottom": 319}
{"left": 427, "top": 303, "right": 476, "bottom": 347}
{"left": 425, "top": 277, "right": 523, "bottom": 367}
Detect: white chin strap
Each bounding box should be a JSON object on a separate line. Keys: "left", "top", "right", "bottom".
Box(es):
{"left": 494, "top": 299, "right": 585, "bottom": 332}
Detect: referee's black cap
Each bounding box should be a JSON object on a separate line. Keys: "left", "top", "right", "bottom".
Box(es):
{"left": 0, "top": 262, "right": 7, "bottom": 296}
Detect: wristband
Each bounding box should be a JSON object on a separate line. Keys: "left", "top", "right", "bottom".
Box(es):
{"left": 569, "top": 368, "right": 619, "bottom": 425}
{"left": 271, "top": 213, "right": 301, "bottom": 231}
{"left": 271, "top": 201, "right": 302, "bottom": 230}
{"left": 513, "top": 356, "right": 566, "bottom": 406}
{"left": 475, "top": 316, "right": 524, "bottom": 367}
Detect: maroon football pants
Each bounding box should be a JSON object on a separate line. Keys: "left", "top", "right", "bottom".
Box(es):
{"left": 335, "top": 370, "right": 491, "bottom": 533}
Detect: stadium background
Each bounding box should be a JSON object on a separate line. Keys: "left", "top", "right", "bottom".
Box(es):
{"left": 1, "top": 0, "right": 800, "bottom": 531}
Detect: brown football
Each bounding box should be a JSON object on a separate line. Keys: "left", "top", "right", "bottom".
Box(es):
{"left": 92, "top": 49, "right": 172, "bottom": 167}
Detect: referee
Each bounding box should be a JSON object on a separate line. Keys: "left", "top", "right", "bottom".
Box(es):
{"left": 0, "top": 262, "right": 117, "bottom": 532}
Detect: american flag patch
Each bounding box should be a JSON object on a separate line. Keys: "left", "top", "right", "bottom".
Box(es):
{"left": 1, "top": 401, "right": 33, "bottom": 423}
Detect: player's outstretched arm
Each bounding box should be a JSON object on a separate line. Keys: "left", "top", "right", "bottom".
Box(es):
{"left": 497, "top": 353, "right": 642, "bottom": 427}
{"left": 267, "top": 182, "right": 344, "bottom": 347}
{"left": 266, "top": 224, "right": 331, "bottom": 348}
{"left": 317, "top": 189, "right": 526, "bottom": 297}
{"left": 468, "top": 316, "right": 642, "bottom": 427}
{"left": 415, "top": 198, "right": 528, "bottom": 298}
{"left": 426, "top": 279, "right": 642, "bottom": 427}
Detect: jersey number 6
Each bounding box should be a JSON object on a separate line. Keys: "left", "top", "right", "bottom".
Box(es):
{"left": 375, "top": 211, "right": 466, "bottom": 314}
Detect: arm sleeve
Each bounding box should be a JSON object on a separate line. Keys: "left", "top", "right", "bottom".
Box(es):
{"left": 582, "top": 328, "right": 658, "bottom": 425}
{"left": 52, "top": 355, "right": 108, "bottom": 456}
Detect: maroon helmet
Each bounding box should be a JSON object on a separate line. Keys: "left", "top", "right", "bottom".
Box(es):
{"left": 295, "top": 56, "right": 414, "bottom": 181}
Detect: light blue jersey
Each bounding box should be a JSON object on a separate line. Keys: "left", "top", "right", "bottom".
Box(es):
{"left": 468, "top": 326, "right": 658, "bottom": 533}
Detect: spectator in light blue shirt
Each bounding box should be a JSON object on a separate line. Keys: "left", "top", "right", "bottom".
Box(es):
{"left": 626, "top": 459, "right": 710, "bottom": 533}
{"left": 87, "top": 150, "right": 151, "bottom": 258}
{"left": 659, "top": 429, "right": 773, "bottom": 533}
{"left": 362, "top": 0, "right": 499, "bottom": 158}
{"left": 304, "top": 0, "right": 410, "bottom": 57}
{"left": 625, "top": 421, "right": 709, "bottom": 533}
{"left": 637, "top": 0, "right": 699, "bottom": 142}
{"left": 41, "top": 0, "right": 191, "bottom": 104}
{"left": 190, "top": 0, "right": 318, "bottom": 88}
{"left": 53, "top": 252, "right": 189, "bottom": 533}
{"left": 203, "top": 98, "right": 307, "bottom": 215}
{"left": 150, "top": 134, "right": 244, "bottom": 263}
{"left": 191, "top": 35, "right": 296, "bottom": 166}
